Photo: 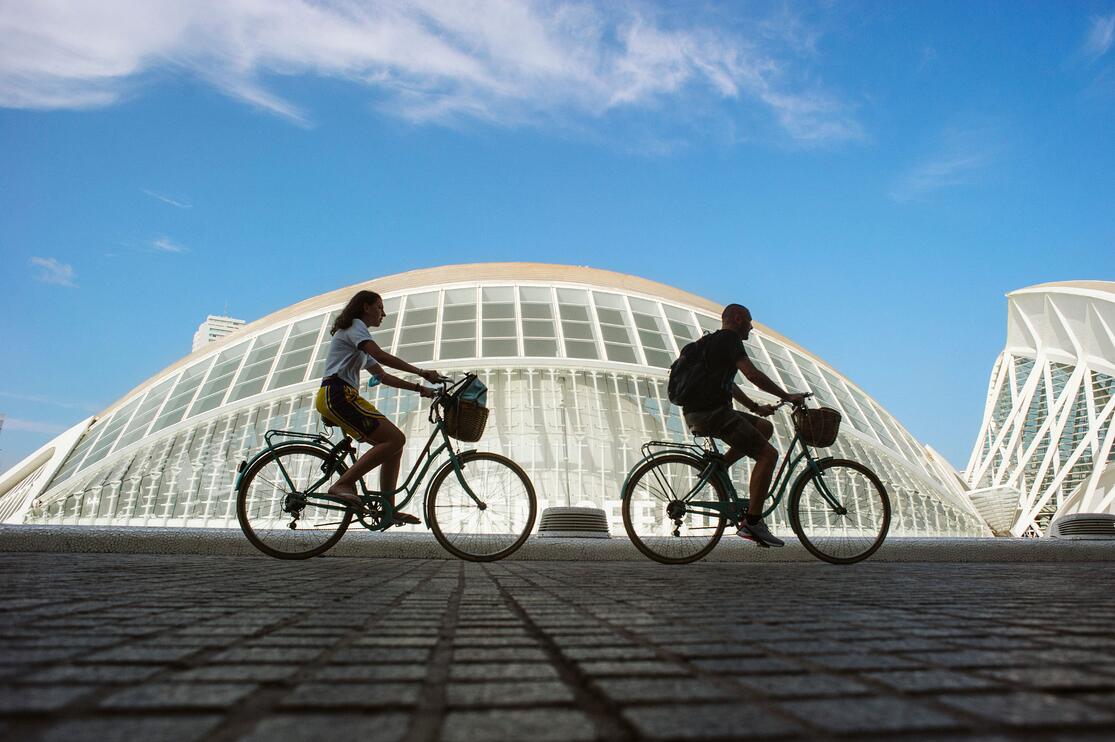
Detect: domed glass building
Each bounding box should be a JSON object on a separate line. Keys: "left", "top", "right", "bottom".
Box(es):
{"left": 0, "top": 264, "right": 987, "bottom": 536}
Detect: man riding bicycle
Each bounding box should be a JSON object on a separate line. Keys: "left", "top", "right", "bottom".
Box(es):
{"left": 677, "top": 304, "right": 807, "bottom": 547}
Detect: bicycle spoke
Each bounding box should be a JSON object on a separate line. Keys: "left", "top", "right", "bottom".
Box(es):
{"left": 428, "top": 453, "right": 536, "bottom": 561}
{"left": 622, "top": 455, "right": 728, "bottom": 564}
{"left": 792, "top": 461, "right": 890, "bottom": 564}
{"left": 237, "top": 446, "right": 352, "bottom": 559}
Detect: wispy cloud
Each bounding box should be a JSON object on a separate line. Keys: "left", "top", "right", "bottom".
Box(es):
{"left": 0, "top": 0, "right": 861, "bottom": 146}
{"left": 29, "top": 256, "right": 76, "bottom": 287}
{"left": 142, "top": 189, "right": 192, "bottom": 208}
{"left": 889, "top": 121, "right": 1003, "bottom": 202}
{"left": 1, "top": 417, "right": 70, "bottom": 435}
{"left": 0, "top": 391, "right": 99, "bottom": 414}
{"left": 151, "top": 236, "right": 187, "bottom": 253}
{"left": 1082, "top": 14, "right": 1115, "bottom": 62}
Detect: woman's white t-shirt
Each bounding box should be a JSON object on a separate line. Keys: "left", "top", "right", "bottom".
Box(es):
{"left": 323, "top": 318, "right": 383, "bottom": 389}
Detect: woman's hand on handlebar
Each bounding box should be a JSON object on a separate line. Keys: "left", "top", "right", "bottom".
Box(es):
{"left": 418, "top": 368, "right": 444, "bottom": 384}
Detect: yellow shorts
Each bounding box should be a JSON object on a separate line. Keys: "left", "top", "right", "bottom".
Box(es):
{"left": 315, "top": 379, "right": 386, "bottom": 442}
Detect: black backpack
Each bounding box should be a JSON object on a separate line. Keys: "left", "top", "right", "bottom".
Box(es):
{"left": 667, "top": 332, "right": 717, "bottom": 406}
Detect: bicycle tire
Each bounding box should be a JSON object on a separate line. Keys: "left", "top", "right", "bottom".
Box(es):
{"left": 237, "top": 444, "right": 353, "bottom": 560}
{"left": 426, "top": 451, "right": 537, "bottom": 562}
{"left": 621, "top": 453, "right": 729, "bottom": 565}
{"left": 788, "top": 458, "right": 890, "bottom": 565}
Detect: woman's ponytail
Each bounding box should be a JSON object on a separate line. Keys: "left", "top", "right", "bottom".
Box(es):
{"left": 330, "top": 290, "right": 381, "bottom": 335}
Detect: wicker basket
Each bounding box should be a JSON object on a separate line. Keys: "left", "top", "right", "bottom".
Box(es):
{"left": 792, "top": 407, "right": 841, "bottom": 447}
{"left": 445, "top": 398, "right": 489, "bottom": 442}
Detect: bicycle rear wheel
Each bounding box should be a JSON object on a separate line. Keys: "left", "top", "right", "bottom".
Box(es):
{"left": 788, "top": 458, "right": 890, "bottom": 564}
{"left": 426, "top": 451, "right": 537, "bottom": 562}
{"left": 237, "top": 444, "right": 353, "bottom": 560}
{"left": 622, "top": 454, "right": 728, "bottom": 565}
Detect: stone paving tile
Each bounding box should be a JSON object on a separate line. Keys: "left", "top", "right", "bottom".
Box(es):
{"left": 82, "top": 644, "right": 203, "bottom": 663}
{"left": 171, "top": 664, "right": 301, "bottom": 682}
{"left": 936, "top": 691, "right": 1115, "bottom": 727}
{"left": 23, "top": 663, "right": 163, "bottom": 684}
{"left": 281, "top": 681, "right": 422, "bottom": 708}
{"left": 0, "top": 683, "right": 96, "bottom": 712}
{"left": 732, "top": 671, "right": 874, "bottom": 698}
{"left": 446, "top": 680, "right": 575, "bottom": 707}
{"left": 314, "top": 663, "right": 429, "bottom": 681}
{"left": 238, "top": 712, "right": 410, "bottom": 742}
{"left": 974, "top": 666, "right": 1115, "bottom": 690}
{"left": 786, "top": 695, "right": 964, "bottom": 733}
{"left": 576, "top": 660, "right": 690, "bottom": 677}
{"left": 38, "top": 714, "right": 224, "bottom": 742}
{"left": 99, "top": 682, "right": 259, "bottom": 709}
{"left": 440, "top": 708, "right": 596, "bottom": 742}
{"left": 448, "top": 662, "right": 560, "bottom": 681}
{"left": 691, "top": 656, "right": 805, "bottom": 674}
{"left": 864, "top": 668, "right": 1000, "bottom": 692}
{"left": 212, "top": 646, "right": 323, "bottom": 663}
{"left": 592, "top": 677, "right": 737, "bottom": 704}
{"left": 623, "top": 702, "right": 802, "bottom": 739}
{"left": 453, "top": 647, "right": 548, "bottom": 662}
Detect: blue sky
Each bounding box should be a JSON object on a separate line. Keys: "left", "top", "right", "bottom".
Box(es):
{"left": 1, "top": 0, "right": 1113, "bottom": 473}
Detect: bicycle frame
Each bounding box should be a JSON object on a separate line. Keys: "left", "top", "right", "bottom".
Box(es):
{"left": 235, "top": 383, "right": 485, "bottom": 531}
{"left": 623, "top": 428, "right": 839, "bottom": 524}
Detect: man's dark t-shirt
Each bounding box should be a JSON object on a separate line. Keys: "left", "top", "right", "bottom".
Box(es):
{"left": 682, "top": 329, "right": 748, "bottom": 413}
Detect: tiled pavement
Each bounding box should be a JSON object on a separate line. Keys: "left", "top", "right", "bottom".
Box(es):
{"left": 1, "top": 553, "right": 1114, "bottom": 740}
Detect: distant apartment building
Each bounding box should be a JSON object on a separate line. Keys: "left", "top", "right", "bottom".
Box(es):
{"left": 192, "top": 315, "right": 245, "bottom": 352}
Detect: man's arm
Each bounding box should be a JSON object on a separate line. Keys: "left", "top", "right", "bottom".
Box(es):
{"left": 736, "top": 356, "right": 805, "bottom": 403}
{"left": 731, "top": 385, "right": 761, "bottom": 412}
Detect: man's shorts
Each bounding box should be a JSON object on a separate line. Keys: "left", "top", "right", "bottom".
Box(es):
{"left": 683, "top": 405, "right": 767, "bottom": 458}
{"left": 315, "top": 378, "right": 386, "bottom": 442}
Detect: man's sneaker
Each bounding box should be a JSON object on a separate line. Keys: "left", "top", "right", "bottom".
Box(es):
{"left": 737, "top": 519, "right": 785, "bottom": 547}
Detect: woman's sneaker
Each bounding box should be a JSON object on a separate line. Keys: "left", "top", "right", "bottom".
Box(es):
{"left": 737, "top": 519, "right": 785, "bottom": 547}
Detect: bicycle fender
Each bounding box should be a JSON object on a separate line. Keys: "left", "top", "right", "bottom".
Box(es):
{"left": 619, "top": 451, "right": 710, "bottom": 500}
{"left": 233, "top": 441, "right": 331, "bottom": 492}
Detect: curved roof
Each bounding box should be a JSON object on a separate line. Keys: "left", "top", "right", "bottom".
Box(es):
{"left": 98, "top": 262, "right": 821, "bottom": 416}
{"left": 1010, "top": 280, "right": 1115, "bottom": 298}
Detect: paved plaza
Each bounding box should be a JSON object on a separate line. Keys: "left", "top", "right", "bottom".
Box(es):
{"left": 2, "top": 551, "right": 1115, "bottom": 741}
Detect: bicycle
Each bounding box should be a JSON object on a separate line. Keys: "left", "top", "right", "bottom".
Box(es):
{"left": 234, "top": 373, "right": 537, "bottom": 562}
{"left": 621, "top": 394, "right": 890, "bottom": 565}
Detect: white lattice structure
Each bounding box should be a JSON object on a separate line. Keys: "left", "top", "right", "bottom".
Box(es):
{"left": 966, "top": 281, "right": 1115, "bottom": 536}
{"left": 0, "top": 264, "right": 987, "bottom": 536}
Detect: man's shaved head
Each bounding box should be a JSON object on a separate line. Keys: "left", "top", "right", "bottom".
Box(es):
{"left": 722, "top": 304, "right": 751, "bottom": 322}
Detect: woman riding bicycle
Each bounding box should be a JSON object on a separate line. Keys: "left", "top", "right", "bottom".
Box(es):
{"left": 315, "top": 289, "right": 442, "bottom": 524}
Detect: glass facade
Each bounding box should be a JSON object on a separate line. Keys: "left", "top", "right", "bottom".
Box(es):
{"left": 11, "top": 273, "right": 987, "bottom": 536}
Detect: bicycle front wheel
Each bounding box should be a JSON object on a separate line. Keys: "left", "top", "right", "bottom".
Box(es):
{"left": 237, "top": 444, "right": 353, "bottom": 560}
{"left": 426, "top": 451, "right": 537, "bottom": 562}
{"left": 622, "top": 454, "right": 728, "bottom": 565}
{"left": 788, "top": 458, "right": 890, "bottom": 564}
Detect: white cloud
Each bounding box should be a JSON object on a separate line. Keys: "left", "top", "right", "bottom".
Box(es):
{"left": 29, "top": 256, "right": 76, "bottom": 287}
{"left": 0, "top": 391, "right": 98, "bottom": 413}
{"left": 889, "top": 122, "right": 1002, "bottom": 202}
{"left": 1083, "top": 14, "right": 1115, "bottom": 62}
{"left": 142, "top": 189, "right": 192, "bottom": 208}
{"left": 151, "top": 237, "right": 187, "bottom": 253}
{"left": 0, "top": 0, "right": 861, "bottom": 145}
{"left": 1, "top": 417, "right": 69, "bottom": 435}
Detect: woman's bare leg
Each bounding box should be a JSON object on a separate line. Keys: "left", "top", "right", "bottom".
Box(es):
{"left": 328, "top": 420, "right": 405, "bottom": 502}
